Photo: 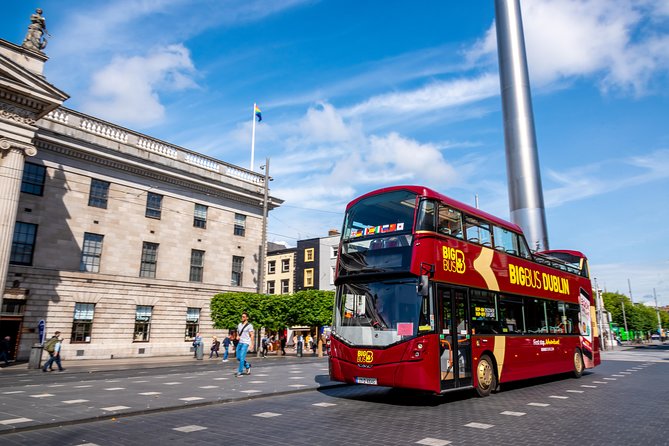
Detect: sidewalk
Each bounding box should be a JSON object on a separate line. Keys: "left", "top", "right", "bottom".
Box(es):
{"left": 0, "top": 349, "right": 324, "bottom": 374}
{"left": 0, "top": 353, "right": 338, "bottom": 434}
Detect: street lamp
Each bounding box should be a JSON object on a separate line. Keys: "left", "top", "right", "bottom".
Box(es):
{"left": 257, "top": 158, "right": 271, "bottom": 295}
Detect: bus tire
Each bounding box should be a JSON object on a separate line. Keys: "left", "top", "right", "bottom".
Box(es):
{"left": 475, "top": 354, "right": 496, "bottom": 397}
{"left": 572, "top": 349, "right": 584, "bottom": 378}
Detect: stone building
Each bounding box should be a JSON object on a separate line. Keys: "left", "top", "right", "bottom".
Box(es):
{"left": 0, "top": 36, "right": 281, "bottom": 361}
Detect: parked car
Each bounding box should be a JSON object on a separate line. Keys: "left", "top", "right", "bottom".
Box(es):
{"left": 650, "top": 333, "right": 660, "bottom": 341}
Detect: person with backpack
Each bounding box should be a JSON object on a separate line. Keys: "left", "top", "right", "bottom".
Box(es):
{"left": 42, "top": 331, "right": 65, "bottom": 372}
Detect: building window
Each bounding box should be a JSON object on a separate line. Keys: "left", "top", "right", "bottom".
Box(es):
{"left": 10, "top": 222, "right": 37, "bottom": 265}
{"left": 305, "top": 248, "right": 314, "bottom": 262}
{"left": 134, "top": 305, "right": 153, "bottom": 342}
{"left": 185, "top": 307, "right": 200, "bottom": 340}
{"left": 80, "top": 233, "right": 104, "bottom": 272}
{"left": 234, "top": 213, "right": 246, "bottom": 236}
{"left": 88, "top": 179, "right": 110, "bottom": 209}
{"left": 190, "top": 249, "right": 205, "bottom": 282}
{"left": 331, "top": 246, "right": 339, "bottom": 259}
{"left": 231, "top": 256, "right": 244, "bottom": 286}
{"left": 140, "top": 242, "right": 159, "bottom": 278}
{"left": 281, "top": 279, "right": 290, "bottom": 294}
{"left": 267, "top": 280, "right": 275, "bottom": 294}
{"left": 304, "top": 268, "right": 314, "bottom": 287}
{"left": 330, "top": 266, "right": 336, "bottom": 285}
{"left": 2, "top": 299, "right": 25, "bottom": 315}
{"left": 145, "top": 192, "right": 163, "bottom": 219}
{"left": 71, "top": 303, "right": 95, "bottom": 343}
{"left": 21, "top": 162, "right": 46, "bottom": 196}
{"left": 268, "top": 260, "right": 276, "bottom": 274}
{"left": 193, "top": 204, "right": 207, "bottom": 228}
{"left": 281, "top": 258, "right": 290, "bottom": 272}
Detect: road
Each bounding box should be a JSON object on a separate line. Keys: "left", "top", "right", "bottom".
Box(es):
{"left": 1, "top": 345, "right": 667, "bottom": 445}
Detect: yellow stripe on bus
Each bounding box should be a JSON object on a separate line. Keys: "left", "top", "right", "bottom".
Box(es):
{"left": 493, "top": 336, "right": 506, "bottom": 379}
{"left": 473, "top": 247, "right": 499, "bottom": 291}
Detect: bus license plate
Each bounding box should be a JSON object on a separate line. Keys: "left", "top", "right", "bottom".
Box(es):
{"left": 356, "top": 377, "right": 378, "bottom": 385}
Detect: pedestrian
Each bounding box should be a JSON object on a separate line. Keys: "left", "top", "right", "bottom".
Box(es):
{"left": 0, "top": 335, "right": 11, "bottom": 366}
{"left": 261, "top": 334, "right": 269, "bottom": 358}
{"left": 221, "top": 334, "right": 231, "bottom": 362}
{"left": 280, "top": 334, "right": 286, "bottom": 355}
{"left": 42, "top": 331, "right": 60, "bottom": 371}
{"left": 209, "top": 336, "right": 220, "bottom": 358}
{"left": 192, "top": 332, "right": 203, "bottom": 358}
{"left": 297, "top": 333, "right": 304, "bottom": 357}
{"left": 42, "top": 334, "right": 65, "bottom": 372}
{"left": 234, "top": 312, "right": 254, "bottom": 377}
{"left": 311, "top": 334, "right": 318, "bottom": 356}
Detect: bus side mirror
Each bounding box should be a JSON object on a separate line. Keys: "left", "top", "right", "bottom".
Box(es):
{"left": 418, "top": 275, "right": 429, "bottom": 296}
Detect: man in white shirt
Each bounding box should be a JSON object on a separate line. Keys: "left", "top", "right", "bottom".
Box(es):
{"left": 235, "top": 312, "right": 254, "bottom": 377}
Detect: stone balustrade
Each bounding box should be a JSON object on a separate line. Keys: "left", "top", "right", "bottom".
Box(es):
{"left": 42, "top": 107, "right": 265, "bottom": 184}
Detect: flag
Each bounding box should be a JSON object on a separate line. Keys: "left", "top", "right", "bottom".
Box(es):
{"left": 254, "top": 104, "right": 262, "bottom": 122}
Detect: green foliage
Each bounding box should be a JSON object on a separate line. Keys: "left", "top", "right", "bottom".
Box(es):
{"left": 210, "top": 290, "right": 335, "bottom": 331}
{"left": 603, "top": 291, "right": 666, "bottom": 333}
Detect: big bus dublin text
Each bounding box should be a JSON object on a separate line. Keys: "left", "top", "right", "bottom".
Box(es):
{"left": 328, "top": 186, "right": 600, "bottom": 396}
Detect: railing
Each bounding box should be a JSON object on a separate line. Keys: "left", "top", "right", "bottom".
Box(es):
{"left": 42, "top": 107, "right": 265, "bottom": 184}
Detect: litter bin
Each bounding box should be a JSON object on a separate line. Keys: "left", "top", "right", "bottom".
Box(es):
{"left": 28, "top": 343, "right": 43, "bottom": 369}
{"left": 195, "top": 342, "right": 204, "bottom": 360}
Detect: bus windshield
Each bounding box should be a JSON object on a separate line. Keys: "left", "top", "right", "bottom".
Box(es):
{"left": 334, "top": 278, "right": 431, "bottom": 347}
{"left": 342, "top": 190, "right": 417, "bottom": 241}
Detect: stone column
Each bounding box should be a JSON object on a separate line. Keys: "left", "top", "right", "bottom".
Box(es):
{"left": 0, "top": 138, "right": 37, "bottom": 311}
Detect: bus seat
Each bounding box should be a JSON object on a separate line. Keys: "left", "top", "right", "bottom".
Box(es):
{"left": 369, "top": 239, "right": 383, "bottom": 250}
{"left": 385, "top": 237, "right": 399, "bottom": 248}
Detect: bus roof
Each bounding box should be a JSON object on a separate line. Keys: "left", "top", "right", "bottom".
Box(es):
{"left": 348, "top": 185, "right": 524, "bottom": 234}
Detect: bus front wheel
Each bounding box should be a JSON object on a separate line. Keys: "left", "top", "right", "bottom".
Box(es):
{"left": 572, "top": 349, "right": 584, "bottom": 378}
{"left": 475, "top": 354, "right": 496, "bottom": 397}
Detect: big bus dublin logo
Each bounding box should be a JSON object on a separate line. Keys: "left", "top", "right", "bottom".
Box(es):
{"left": 442, "top": 246, "right": 466, "bottom": 274}
{"left": 357, "top": 350, "right": 373, "bottom": 363}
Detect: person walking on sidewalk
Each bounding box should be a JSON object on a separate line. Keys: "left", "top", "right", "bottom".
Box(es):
{"left": 209, "top": 336, "right": 220, "bottom": 358}
{"left": 235, "top": 312, "right": 254, "bottom": 377}
{"left": 222, "top": 334, "right": 231, "bottom": 362}
{"left": 0, "top": 336, "right": 11, "bottom": 366}
{"left": 42, "top": 335, "right": 65, "bottom": 372}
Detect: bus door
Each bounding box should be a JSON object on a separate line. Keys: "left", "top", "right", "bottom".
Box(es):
{"left": 438, "top": 285, "right": 472, "bottom": 390}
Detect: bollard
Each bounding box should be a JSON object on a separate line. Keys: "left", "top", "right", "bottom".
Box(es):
{"left": 28, "top": 343, "right": 43, "bottom": 369}
{"left": 196, "top": 342, "right": 204, "bottom": 360}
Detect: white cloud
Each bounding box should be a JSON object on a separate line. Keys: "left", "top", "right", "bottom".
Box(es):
{"left": 545, "top": 149, "right": 669, "bottom": 207}
{"left": 467, "top": 0, "right": 669, "bottom": 95}
{"left": 81, "top": 44, "right": 197, "bottom": 126}
{"left": 345, "top": 74, "right": 499, "bottom": 118}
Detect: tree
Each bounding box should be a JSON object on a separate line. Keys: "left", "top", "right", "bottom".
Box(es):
{"left": 286, "top": 290, "right": 335, "bottom": 328}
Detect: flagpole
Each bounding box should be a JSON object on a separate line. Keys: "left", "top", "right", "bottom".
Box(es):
{"left": 250, "top": 102, "right": 257, "bottom": 171}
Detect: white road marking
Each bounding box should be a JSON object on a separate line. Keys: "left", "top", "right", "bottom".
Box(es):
{"left": 416, "top": 438, "right": 451, "bottom": 446}
{"left": 173, "top": 425, "right": 207, "bottom": 433}
{"left": 0, "top": 418, "right": 33, "bottom": 425}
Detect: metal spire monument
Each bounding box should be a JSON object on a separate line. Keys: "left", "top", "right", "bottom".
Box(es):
{"left": 495, "top": 0, "right": 549, "bottom": 251}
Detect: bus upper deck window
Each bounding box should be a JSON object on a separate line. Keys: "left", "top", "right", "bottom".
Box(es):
{"left": 417, "top": 200, "right": 436, "bottom": 232}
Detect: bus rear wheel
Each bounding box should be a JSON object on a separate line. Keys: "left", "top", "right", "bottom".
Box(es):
{"left": 572, "top": 349, "right": 584, "bottom": 378}
{"left": 475, "top": 354, "right": 496, "bottom": 397}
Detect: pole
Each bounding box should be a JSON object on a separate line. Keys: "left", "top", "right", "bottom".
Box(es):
{"left": 257, "top": 158, "right": 270, "bottom": 294}
{"left": 627, "top": 278, "right": 633, "bottom": 303}
{"left": 621, "top": 296, "right": 628, "bottom": 337}
{"left": 593, "top": 279, "right": 605, "bottom": 350}
{"left": 250, "top": 103, "right": 257, "bottom": 171}
{"left": 494, "top": 0, "right": 550, "bottom": 251}
{"left": 654, "top": 288, "right": 661, "bottom": 335}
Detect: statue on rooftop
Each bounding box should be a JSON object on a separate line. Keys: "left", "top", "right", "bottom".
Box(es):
{"left": 22, "top": 8, "right": 48, "bottom": 52}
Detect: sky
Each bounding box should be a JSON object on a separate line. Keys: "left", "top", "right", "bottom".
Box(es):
{"left": 2, "top": 0, "right": 668, "bottom": 306}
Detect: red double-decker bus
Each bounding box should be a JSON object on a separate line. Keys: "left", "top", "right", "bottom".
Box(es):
{"left": 329, "top": 185, "right": 600, "bottom": 396}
